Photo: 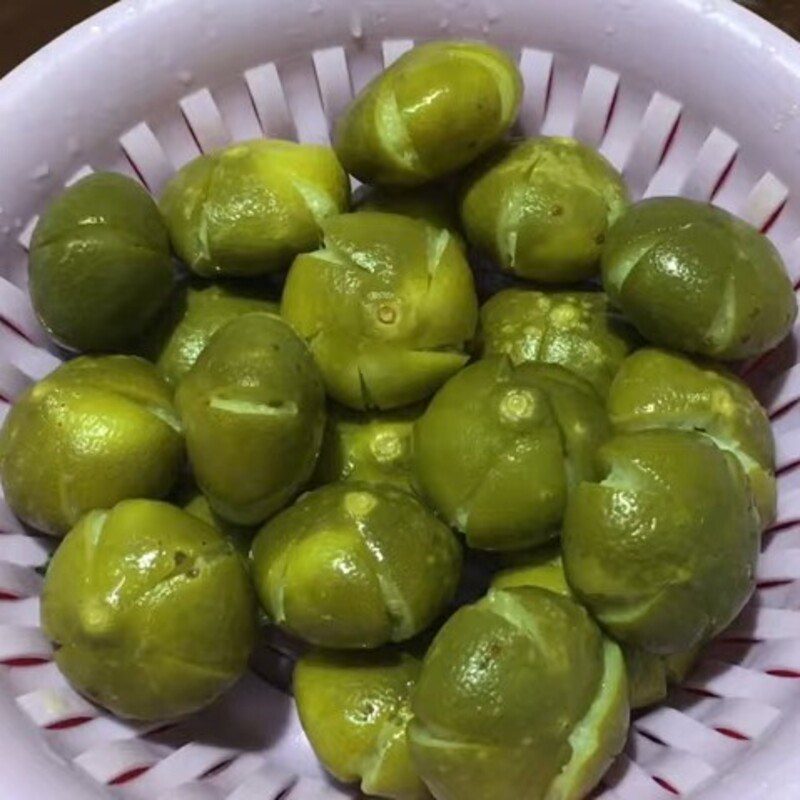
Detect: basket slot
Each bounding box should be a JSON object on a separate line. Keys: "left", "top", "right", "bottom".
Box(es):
{"left": 74, "top": 738, "right": 163, "bottom": 786}
{"left": 312, "top": 47, "right": 353, "bottom": 134}
{"left": 573, "top": 66, "right": 620, "bottom": 148}
{"left": 276, "top": 58, "right": 330, "bottom": 146}
{"left": 779, "top": 237, "right": 800, "bottom": 286}
{"left": 2, "top": 661, "right": 64, "bottom": 697}
{"left": 245, "top": 63, "right": 297, "bottom": 141}
{"left": 680, "top": 128, "right": 739, "bottom": 202}
{"left": 671, "top": 690, "right": 780, "bottom": 738}
{"left": 0, "top": 625, "right": 50, "bottom": 665}
{"left": 144, "top": 110, "right": 203, "bottom": 174}
{"left": 200, "top": 754, "right": 267, "bottom": 794}
{"left": 722, "top": 603, "right": 800, "bottom": 641}
{"left": 684, "top": 658, "right": 799, "bottom": 704}
{"left": 623, "top": 93, "right": 682, "bottom": 200}
{"left": 757, "top": 548, "right": 800, "bottom": 582}
{"left": 602, "top": 753, "right": 677, "bottom": 800}
{"left": 710, "top": 155, "right": 762, "bottom": 218}
{"left": 180, "top": 89, "right": 233, "bottom": 154}
{"left": 16, "top": 685, "right": 97, "bottom": 729}
{"left": 742, "top": 173, "right": 789, "bottom": 232}
{"left": 761, "top": 525, "right": 800, "bottom": 555}
{"left": 381, "top": 38, "right": 414, "bottom": 68}
{"left": 635, "top": 707, "right": 745, "bottom": 769}
{"left": 775, "top": 486, "right": 800, "bottom": 527}
{"left": 643, "top": 114, "right": 711, "bottom": 201}
{"left": 123, "top": 743, "right": 240, "bottom": 799}
{"left": 346, "top": 43, "right": 384, "bottom": 96}
{"left": 635, "top": 746, "right": 717, "bottom": 796}
{"left": 120, "top": 123, "right": 176, "bottom": 195}
{"left": 211, "top": 80, "right": 264, "bottom": 145}
{"left": 711, "top": 638, "right": 800, "bottom": 676}
{"left": 626, "top": 729, "right": 668, "bottom": 768}
{"left": 0, "top": 561, "right": 41, "bottom": 600}
{"left": 225, "top": 766, "right": 297, "bottom": 800}
{"left": 760, "top": 362, "right": 800, "bottom": 418}
{"left": 755, "top": 580, "right": 800, "bottom": 610}
{"left": 517, "top": 48, "right": 553, "bottom": 136}
{"left": 540, "top": 56, "right": 586, "bottom": 139}
{"left": 0, "top": 597, "right": 38, "bottom": 626}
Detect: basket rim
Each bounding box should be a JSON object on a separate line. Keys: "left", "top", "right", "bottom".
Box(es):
{"left": 1, "top": 1, "right": 800, "bottom": 799}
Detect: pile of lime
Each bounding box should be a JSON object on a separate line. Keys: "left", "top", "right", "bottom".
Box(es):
{"left": 5, "top": 40, "right": 794, "bottom": 800}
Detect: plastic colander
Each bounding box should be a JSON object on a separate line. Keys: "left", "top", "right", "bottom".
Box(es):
{"left": 2, "top": 0, "right": 800, "bottom": 797}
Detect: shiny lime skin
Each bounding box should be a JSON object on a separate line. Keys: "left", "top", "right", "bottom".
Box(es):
{"left": 563, "top": 430, "right": 760, "bottom": 655}
{"left": 281, "top": 212, "right": 478, "bottom": 410}
{"left": 359, "top": 185, "right": 464, "bottom": 243}
{"left": 295, "top": 649, "right": 429, "bottom": 799}
{"left": 250, "top": 482, "right": 462, "bottom": 649}
{"left": 313, "top": 404, "right": 423, "bottom": 492}
{"left": 601, "top": 198, "right": 798, "bottom": 359}
{"left": 183, "top": 492, "right": 256, "bottom": 558}
{"left": 175, "top": 313, "right": 325, "bottom": 525}
{"left": 30, "top": 173, "right": 175, "bottom": 352}
{"left": 334, "top": 41, "right": 522, "bottom": 187}
{"left": 413, "top": 358, "right": 610, "bottom": 551}
{"left": 160, "top": 140, "right": 350, "bottom": 277}
{"left": 41, "top": 499, "right": 257, "bottom": 720}
{"left": 608, "top": 348, "right": 776, "bottom": 527}
{"left": 409, "top": 587, "right": 629, "bottom": 800}
{"left": 490, "top": 545, "right": 693, "bottom": 710}
{"left": 460, "top": 138, "right": 630, "bottom": 283}
{"left": 478, "top": 289, "right": 639, "bottom": 397}
{"left": 144, "top": 282, "right": 280, "bottom": 387}
{"left": 0, "top": 356, "right": 183, "bottom": 537}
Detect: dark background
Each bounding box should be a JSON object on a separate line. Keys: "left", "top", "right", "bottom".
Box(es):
{"left": 0, "top": 0, "right": 798, "bottom": 77}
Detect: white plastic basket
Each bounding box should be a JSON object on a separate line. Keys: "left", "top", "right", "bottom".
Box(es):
{"left": 1, "top": 0, "right": 800, "bottom": 797}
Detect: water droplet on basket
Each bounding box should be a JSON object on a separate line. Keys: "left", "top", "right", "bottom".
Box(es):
{"left": 177, "top": 70, "right": 194, "bottom": 86}
{"left": 350, "top": 10, "right": 363, "bottom": 39}
{"left": 89, "top": 24, "right": 103, "bottom": 35}
{"left": 308, "top": 0, "right": 323, "bottom": 15}
{"left": 32, "top": 164, "right": 50, "bottom": 182}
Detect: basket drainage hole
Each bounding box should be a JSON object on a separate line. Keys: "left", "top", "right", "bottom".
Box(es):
{"left": 46, "top": 716, "right": 94, "bottom": 731}
{"left": 201, "top": 757, "right": 236, "bottom": 779}
{"left": 108, "top": 766, "right": 151, "bottom": 786}
{"left": 715, "top": 727, "right": 750, "bottom": 741}
{"left": 767, "top": 669, "right": 800, "bottom": 678}
{"left": 2, "top": 657, "right": 49, "bottom": 667}
{"left": 652, "top": 776, "right": 680, "bottom": 795}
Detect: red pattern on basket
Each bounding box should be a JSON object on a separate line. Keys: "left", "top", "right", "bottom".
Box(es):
{"left": 107, "top": 766, "right": 151, "bottom": 786}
